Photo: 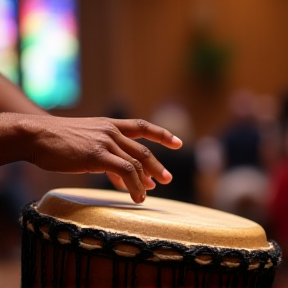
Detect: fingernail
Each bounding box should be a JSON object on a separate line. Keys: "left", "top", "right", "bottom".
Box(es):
{"left": 141, "top": 192, "right": 146, "bottom": 201}
{"left": 172, "top": 136, "right": 183, "bottom": 146}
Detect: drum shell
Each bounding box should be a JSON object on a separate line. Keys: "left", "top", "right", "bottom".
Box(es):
{"left": 21, "top": 228, "right": 278, "bottom": 288}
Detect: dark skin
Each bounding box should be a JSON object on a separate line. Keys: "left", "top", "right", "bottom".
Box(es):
{"left": 0, "top": 74, "right": 182, "bottom": 203}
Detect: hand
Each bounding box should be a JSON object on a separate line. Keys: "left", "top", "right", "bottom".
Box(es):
{"left": 12, "top": 115, "right": 182, "bottom": 203}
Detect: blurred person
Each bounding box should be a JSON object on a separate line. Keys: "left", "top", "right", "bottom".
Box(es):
{"left": 213, "top": 167, "right": 268, "bottom": 225}
{"left": 255, "top": 94, "right": 282, "bottom": 173}
{"left": 266, "top": 91, "right": 288, "bottom": 264}
{"left": 194, "top": 136, "right": 224, "bottom": 207}
{"left": 194, "top": 136, "right": 224, "bottom": 174}
{"left": 219, "top": 89, "right": 261, "bottom": 169}
{"left": 267, "top": 150, "right": 288, "bottom": 262}
{"left": 211, "top": 90, "right": 270, "bottom": 225}
{"left": 150, "top": 101, "right": 194, "bottom": 146}
{"left": 141, "top": 101, "right": 197, "bottom": 203}
{"left": 278, "top": 89, "right": 288, "bottom": 130}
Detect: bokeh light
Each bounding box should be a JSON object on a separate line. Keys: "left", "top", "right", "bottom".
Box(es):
{"left": 0, "top": 0, "right": 19, "bottom": 83}
{"left": 19, "top": 0, "right": 80, "bottom": 109}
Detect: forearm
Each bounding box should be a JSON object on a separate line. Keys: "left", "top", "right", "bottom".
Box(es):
{"left": 0, "top": 73, "right": 49, "bottom": 115}
{"left": 0, "top": 113, "right": 35, "bottom": 165}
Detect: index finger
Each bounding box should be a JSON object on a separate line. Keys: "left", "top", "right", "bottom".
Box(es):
{"left": 110, "top": 119, "right": 183, "bottom": 149}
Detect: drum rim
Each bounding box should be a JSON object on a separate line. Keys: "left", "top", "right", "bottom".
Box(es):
{"left": 21, "top": 202, "right": 282, "bottom": 272}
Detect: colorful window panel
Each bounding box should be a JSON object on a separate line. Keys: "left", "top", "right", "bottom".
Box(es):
{"left": 19, "top": 0, "right": 80, "bottom": 109}
{"left": 0, "top": 0, "right": 19, "bottom": 83}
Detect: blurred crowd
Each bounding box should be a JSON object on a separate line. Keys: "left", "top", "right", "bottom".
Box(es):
{"left": 91, "top": 89, "right": 288, "bottom": 272}
{"left": 1, "top": 89, "right": 288, "bottom": 286}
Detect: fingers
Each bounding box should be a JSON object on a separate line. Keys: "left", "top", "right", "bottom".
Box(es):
{"left": 107, "top": 144, "right": 156, "bottom": 190}
{"left": 109, "top": 119, "right": 183, "bottom": 149}
{"left": 87, "top": 117, "right": 182, "bottom": 203}
{"left": 106, "top": 171, "right": 127, "bottom": 191}
{"left": 111, "top": 133, "right": 173, "bottom": 184}
{"left": 93, "top": 150, "right": 146, "bottom": 203}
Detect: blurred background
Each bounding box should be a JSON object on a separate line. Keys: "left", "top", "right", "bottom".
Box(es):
{"left": 1, "top": 0, "right": 288, "bottom": 287}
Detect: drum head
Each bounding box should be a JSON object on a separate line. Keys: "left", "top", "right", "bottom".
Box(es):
{"left": 36, "top": 188, "right": 269, "bottom": 250}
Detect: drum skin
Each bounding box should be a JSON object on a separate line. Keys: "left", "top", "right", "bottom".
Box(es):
{"left": 21, "top": 188, "right": 282, "bottom": 288}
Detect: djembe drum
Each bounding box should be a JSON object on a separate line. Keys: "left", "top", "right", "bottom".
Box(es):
{"left": 21, "top": 188, "right": 281, "bottom": 288}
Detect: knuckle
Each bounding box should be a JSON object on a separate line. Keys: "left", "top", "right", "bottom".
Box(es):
{"left": 121, "top": 161, "right": 135, "bottom": 173}
{"left": 102, "top": 122, "right": 120, "bottom": 137}
{"left": 86, "top": 144, "right": 106, "bottom": 172}
{"left": 90, "top": 146, "right": 104, "bottom": 158}
{"left": 140, "top": 145, "right": 151, "bottom": 158}
{"left": 135, "top": 119, "right": 149, "bottom": 130}
{"left": 135, "top": 180, "right": 144, "bottom": 192}
{"left": 132, "top": 159, "right": 143, "bottom": 171}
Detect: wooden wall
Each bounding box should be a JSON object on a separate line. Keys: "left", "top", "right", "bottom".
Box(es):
{"left": 72, "top": 0, "right": 288, "bottom": 136}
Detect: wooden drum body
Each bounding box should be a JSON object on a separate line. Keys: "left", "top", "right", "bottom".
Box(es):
{"left": 21, "top": 188, "right": 281, "bottom": 288}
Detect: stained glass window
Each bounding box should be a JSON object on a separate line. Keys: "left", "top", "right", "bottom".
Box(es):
{"left": 0, "top": 0, "right": 19, "bottom": 83}
{"left": 19, "top": 0, "right": 80, "bottom": 109}
{"left": 0, "top": 0, "right": 81, "bottom": 109}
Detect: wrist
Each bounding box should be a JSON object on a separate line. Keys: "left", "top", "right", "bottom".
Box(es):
{"left": 0, "top": 113, "right": 39, "bottom": 165}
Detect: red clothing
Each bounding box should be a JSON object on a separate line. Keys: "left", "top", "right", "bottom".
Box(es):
{"left": 269, "top": 159, "right": 288, "bottom": 259}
